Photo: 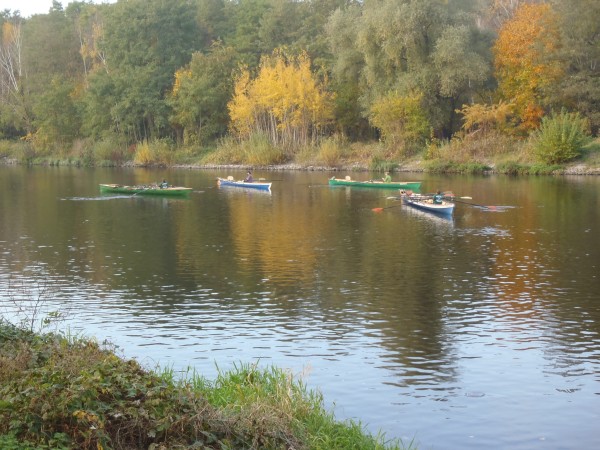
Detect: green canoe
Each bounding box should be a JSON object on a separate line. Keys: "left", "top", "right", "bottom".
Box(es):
{"left": 99, "top": 184, "right": 192, "bottom": 196}
{"left": 328, "top": 177, "right": 421, "bottom": 191}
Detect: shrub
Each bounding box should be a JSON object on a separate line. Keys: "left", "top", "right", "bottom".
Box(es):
{"left": 531, "top": 109, "right": 592, "bottom": 164}
{"left": 496, "top": 161, "right": 525, "bottom": 175}
{"left": 90, "top": 136, "right": 128, "bottom": 165}
{"left": 369, "top": 155, "right": 397, "bottom": 172}
{"left": 150, "top": 138, "right": 176, "bottom": 166}
{"left": 133, "top": 141, "right": 153, "bottom": 165}
{"left": 318, "top": 135, "right": 346, "bottom": 167}
{"left": 424, "top": 160, "right": 490, "bottom": 174}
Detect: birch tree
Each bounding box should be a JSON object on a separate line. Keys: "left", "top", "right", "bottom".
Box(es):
{"left": 228, "top": 49, "right": 334, "bottom": 152}
{"left": 0, "top": 17, "right": 32, "bottom": 133}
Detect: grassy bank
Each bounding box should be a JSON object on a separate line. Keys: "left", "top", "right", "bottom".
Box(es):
{"left": 0, "top": 321, "right": 408, "bottom": 450}
{"left": 2, "top": 134, "right": 599, "bottom": 175}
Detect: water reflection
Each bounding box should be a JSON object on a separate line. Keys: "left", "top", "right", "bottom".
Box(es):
{"left": 1, "top": 166, "right": 600, "bottom": 449}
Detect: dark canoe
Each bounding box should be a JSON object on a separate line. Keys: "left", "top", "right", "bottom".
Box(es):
{"left": 99, "top": 184, "right": 192, "bottom": 196}
{"left": 402, "top": 195, "right": 454, "bottom": 215}
{"left": 328, "top": 177, "right": 421, "bottom": 191}
{"left": 217, "top": 177, "right": 272, "bottom": 191}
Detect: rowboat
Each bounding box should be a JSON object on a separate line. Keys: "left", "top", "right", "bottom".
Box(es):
{"left": 217, "top": 177, "right": 272, "bottom": 191}
{"left": 99, "top": 184, "right": 192, "bottom": 196}
{"left": 328, "top": 176, "right": 421, "bottom": 191}
{"left": 402, "top": 194, "right": 454, "bottom": 215}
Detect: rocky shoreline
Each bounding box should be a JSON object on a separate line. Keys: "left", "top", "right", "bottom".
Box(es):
{"left": 3, "top": 156, "right": 600, "bottom": 175}
{"left": 173, "top": 161, "right": 600, "bottom": 175}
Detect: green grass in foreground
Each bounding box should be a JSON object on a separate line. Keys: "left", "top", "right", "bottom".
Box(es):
{"left": 0, "top": 321, "right": 410, "bottom": 449}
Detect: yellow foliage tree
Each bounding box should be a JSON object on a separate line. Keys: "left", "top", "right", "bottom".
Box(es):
{"left": 493, "top": 3, "right": 563, "bottom": 132}
{"left": 458, "top": 101, "right": 513, "bottom": 135}
{"left": 228, "top": 49, "right": 333, "bottom": 151}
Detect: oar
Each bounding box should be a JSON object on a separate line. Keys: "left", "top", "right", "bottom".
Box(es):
{"left": 428, "top": 191, "right": 472, "bottom": 199}
{"left": 372, "top": 204, "right": 403, "bottom": 212}
{"left": 449, "top": 197, "right": 498, "bottom": 210}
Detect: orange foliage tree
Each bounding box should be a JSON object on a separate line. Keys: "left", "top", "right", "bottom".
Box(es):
{"left": 493, "top": 3, "right": 563, "bottom": 133}
{"left": 458, "top": 101, "right": 513, "bottom": 135}
{"left": 228, "top": 49, "right": 333, "bottom": 152}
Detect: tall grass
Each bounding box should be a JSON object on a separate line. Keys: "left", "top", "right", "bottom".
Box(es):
{"left": 317, "top": 135, "right": 347, "bottom": 167}
{"left": 425, "top": 131, "right": 517, "bottom": 164}
{"left": 201, "top": 133, "right": 286, "bottom": 166}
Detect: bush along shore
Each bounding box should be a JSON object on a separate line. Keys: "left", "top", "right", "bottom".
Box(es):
{"left": 1, "top": 131, "right": 599, "bottom": 176}
{"left": 0, "top": 321, "right": 409, "bottom": 450}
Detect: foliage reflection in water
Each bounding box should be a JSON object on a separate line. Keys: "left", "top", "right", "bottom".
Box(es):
{"left": 0, "top": 166, "right": 599, "bottom": 449}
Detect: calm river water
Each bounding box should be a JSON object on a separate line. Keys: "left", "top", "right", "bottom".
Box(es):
{"left": 1, "top": 165, "right": 599, "bottom": 449}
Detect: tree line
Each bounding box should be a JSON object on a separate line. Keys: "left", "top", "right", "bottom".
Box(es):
{"left": 0, "top": 0, "right": 598, "bottom": 164}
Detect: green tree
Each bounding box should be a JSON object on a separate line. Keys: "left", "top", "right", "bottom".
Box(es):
{"left": 170, "top": 43, "right": 238, "bottom": 145}
{"left": 327, "top": 0, "right": 493, "bottom": 139}
{"left": 369, "top": 92, "right": 431, "bottom": 154}
{"left": 20, "top": 3, "right": 86, "bottom": 144}
{"left": 548, "top": 0, "right": 600, "bottom": 134}
{"left": 227, "top": 0, "right": 272, "bottom": 67}
{"left": 326, "top": 2, "right": 368, "bottom": 139}
{"left": 196, "top": 0, "right": 231, "bottom": 48}
{"left": 83, "top": 0, "right": 202, "bottom": 142}
{"left": 33, "top": 75, "right": 81, "bottom": 146}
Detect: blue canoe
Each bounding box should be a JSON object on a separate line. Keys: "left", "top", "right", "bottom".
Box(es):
{"left": 402, "top": 194, "right": 454, "bottom": 215}
{"left": 217, "top": 177, "right": 272, "bottom": 191}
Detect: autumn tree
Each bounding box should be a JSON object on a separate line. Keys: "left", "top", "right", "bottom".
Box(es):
{"left": 493, "top": 3, "right": 563, "bottom": 133}
{"left": 458, "top": 101, "right": 513, "bottom": 135}
{"left": 70, "top": 2, "right": 109, "bottom": 84}
{"left": 369, "top": 92, "right": 431, "bottom": 155}
{"left": 228, "top": 49, "right": 334, "bottom": 152}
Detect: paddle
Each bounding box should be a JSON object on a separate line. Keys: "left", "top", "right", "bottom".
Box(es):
{"left": 372, "top": 204, "right": 403, "bottom": 212}
{"left": 448, "top": 197, "right": 498, "bottom": 210}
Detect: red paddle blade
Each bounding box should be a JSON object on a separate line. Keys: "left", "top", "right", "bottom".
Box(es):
{"left": 372, "top": 207, "right": 384, "bottom": 212}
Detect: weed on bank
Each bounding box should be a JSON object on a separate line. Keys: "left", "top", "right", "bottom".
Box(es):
{"left": 0, "top": 321, "right": 408, "bottom": 450}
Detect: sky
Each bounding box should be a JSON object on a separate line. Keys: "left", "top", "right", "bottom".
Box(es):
{"left": 2, "top": 0, "right": 116, "bottom": 18}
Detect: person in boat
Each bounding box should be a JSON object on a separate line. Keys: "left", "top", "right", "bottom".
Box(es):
{"left": 159, "top": 179, "right": 168, "bottom": 189}
{"left": 244, "top": 171, "right": 253, "bottom": 182}
{"left": 432, "top": 191, "right": 444, "bottom": 204}
{"left": 382, "top": 171, "right": 391, "bottom": 183}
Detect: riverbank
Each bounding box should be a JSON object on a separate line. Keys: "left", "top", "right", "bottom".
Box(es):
{"left": 3, "top": 147, "right": 600, "bottom": 175}
{"left": 0, "top": 321, "right": 407, "bottom": 450}
{"left": 172, "top": 159, "right": 600, "bottom": 175}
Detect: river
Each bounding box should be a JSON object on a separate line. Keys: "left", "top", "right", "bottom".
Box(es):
{"left": 0, "top": 165, "right": 599, "bottom": 449}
